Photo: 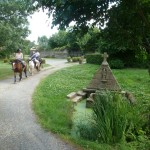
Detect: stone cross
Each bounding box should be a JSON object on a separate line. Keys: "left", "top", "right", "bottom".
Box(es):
{"left": 102, "top": 52, "right": 109, "bottom": 65}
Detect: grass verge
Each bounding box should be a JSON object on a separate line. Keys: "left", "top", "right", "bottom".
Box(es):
{"left": 32, "top": 64, "right": 150, "bottom": 150}
{"left": 0, "top": 60, "right": 12, "bottom": 80}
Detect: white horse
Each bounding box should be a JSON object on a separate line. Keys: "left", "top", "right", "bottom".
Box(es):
{"left": 28, "top": 60, "right": 41, "bottom": 75}
{"left": 28, "top": 60, "right": 34, "bottom": 75}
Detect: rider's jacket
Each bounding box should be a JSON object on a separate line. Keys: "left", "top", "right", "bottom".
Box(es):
{"left": 31, "top": 52, "right": 40, "bottom": 61}
{"left": 15, "top": 53, "right": 23, "bottom": 60}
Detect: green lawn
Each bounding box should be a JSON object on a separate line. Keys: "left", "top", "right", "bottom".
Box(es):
{"left": 0, "top": 58, "right": 49, "bottom": 80}
{"left": 32, "top": 64, "right": 150, "bottom": 150}
{"left": 0, "top": 60, "right": 13, "bottom": 80}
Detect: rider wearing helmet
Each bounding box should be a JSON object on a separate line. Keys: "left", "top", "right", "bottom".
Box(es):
{"left": 31, "top": 51, "right": 40, "bottom": 66}
{"left": 15, "top": 48, "right": 25, "bottom": 68}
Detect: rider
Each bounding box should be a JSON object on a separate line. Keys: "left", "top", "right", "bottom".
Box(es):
{"left": 14, "top": 48, "right": 25, "bottom": 68}
{"left": 31, "top": 51, "right": 40, "bottom": 66}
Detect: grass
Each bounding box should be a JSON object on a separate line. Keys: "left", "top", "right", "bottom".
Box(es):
{"left": 0, "top": 60, "right": 13, "bottom": 80}
{"left": 0, "top": 58, "right": 50, "bottom": 80}
{"left": 1, "top": 59, "right": 149, "bottom": 149}
{"left": 32, "top": 64, "right": 150, "bottom": 149}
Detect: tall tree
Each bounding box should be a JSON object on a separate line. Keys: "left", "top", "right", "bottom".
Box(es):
{"left": 99, "top": 0, "right": 150, "bottom": 67}
{"left": 34, "top": 0, "right": 116, "bottom": 29}
{"left": 0, "top": 0, "right": 33, "bottom": 56}
{"left": 33, "top": 0, "right": 150, "bottom": 70}
{"left": 38, "top": 36, "right": 49, "bottom": 51}
{"left": 48, "top": 30, "right": 68, "bottom": 49}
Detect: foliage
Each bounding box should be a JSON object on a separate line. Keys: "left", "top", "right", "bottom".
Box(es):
{"left": 3, "top": 58, "right": 9, "bottom": 63}
{"left": 76, "top": 27, "right": 101, "bottom": 53}
{"left": 33, "top": 0, "right": 114, "bottom": 29}
{"left": 65, "top": 29, "right": 81, "bottom": 51}
{"left": 93, "top": 91, "right": 131, "bottom": 144}
{"left": 72, "top": 57, "right": 79, "bottom": 62}
{"left": 67, "top": 56, "right": 71, "bottom": 62}
{"left": 109, "top": 59, "right": 124, "bottom": 69}
{"left": 0, "top": 0, "right": 34, "bottom": 55}
{"left": 48, "top": 30, "right": 68, "bottom": 49}
{"left": 99, "top": 0, "right": 150, "bottom": 69}
{"left": 86, "top": 53, "right": 103, "bottom": 65}
{"left": 0, "top": 60, "right": 12, "bottom": 80}
{"left": 53, "top": 45, "right": 68, "bottom": 51}
{"left": 32, "top": 64, "right": 149, "bottom": 149}
{"left": 37, "top": 36, "right": 49, "bottom": 51}
{"left": 75, "top": 117, "right": 98, "bottom": 141}
{"left": 32, "top": 0, "right": 150, "bottom": 72}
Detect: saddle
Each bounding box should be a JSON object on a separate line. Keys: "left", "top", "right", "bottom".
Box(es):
{"left": 12, "top": 59, "right": 25, "bottom": 70}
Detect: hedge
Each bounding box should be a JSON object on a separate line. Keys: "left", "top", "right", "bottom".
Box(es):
{"left": 86, "top": 53, "right": 103, "bottom": 65}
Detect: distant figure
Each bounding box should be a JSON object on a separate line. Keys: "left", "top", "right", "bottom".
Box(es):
{"left": 31, "top": 51, "right": 40, "bottom": 67}
{"left": 14, "top": 48, "right": 25, "bottom": 68}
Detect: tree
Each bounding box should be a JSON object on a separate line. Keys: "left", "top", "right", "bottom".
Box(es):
{"left": 98, "top": 1, "right": 150, "bottom": 67}
{"left": 0, "top": 0, "right": 33, "bottom": 56}
{"left": 48, "top": 30, "right": 68, "bottom": 49}
{"left": 38, "top": 36, "right": 49, "bottom": 51}
{"left": 33, "top": 0, "right": 150, "bottom": 70}
{"left": 34, "top": 0, "right": 117, "bottom": 29}
{"left": 77, "top": 27, "right": 100, "bottom": 53}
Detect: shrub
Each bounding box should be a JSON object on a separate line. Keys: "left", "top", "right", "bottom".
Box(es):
{"left": 75, "top": 119, "right": 98, "bottom": 141}
{"left": 9, "top": 58, "right": 15, "bottom": 63}
{"left": 72, "top": 57, "right": 79, "bottom": 62}
{"left": 92, "top": 91, "right": 130, "bottom": 144}
{"left": 67, "top": 56, "right": 72, "bottom": 62}
{"left": 109, "top": 59, "right": 124, "bottom": 69}
{"left": 86, "top": 53, "right": 103, "bottom": 65}
{"left": 41, "top": 59, "right": 46, "bottom": 64}
{"left": 3, "top": 59, "right": 8, "bottom": 63}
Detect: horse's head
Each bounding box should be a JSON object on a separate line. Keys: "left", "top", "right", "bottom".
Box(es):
{"left": 12, "top": 60, "right": 22, "bottom": 72}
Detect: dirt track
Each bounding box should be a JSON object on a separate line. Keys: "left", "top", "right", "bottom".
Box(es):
{"left": 0, "top": 60, "right": 78, "bottom": 150}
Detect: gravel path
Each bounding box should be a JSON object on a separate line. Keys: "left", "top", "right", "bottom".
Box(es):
{"left": 0, "top": 60, "right": 78, "bottom": 150}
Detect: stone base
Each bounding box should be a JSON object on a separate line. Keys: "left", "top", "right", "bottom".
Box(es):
{"left": 83, "top": 88, "right": 96, "bottom": 97}
{"left": 86, "top": 98, "right": 94, "bottom": 108}
{"left": 86, "top": 93, "right": 96, "bottom": 108}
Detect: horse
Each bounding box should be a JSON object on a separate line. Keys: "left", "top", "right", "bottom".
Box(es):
{"left": 28, "top": 58, "right": 42, "bottom": 75}
{"left": 28, "top": 60, "right": 35, "bottom": 76}
{"left": 12, "top": 59, "right": 27, "bottom": 83}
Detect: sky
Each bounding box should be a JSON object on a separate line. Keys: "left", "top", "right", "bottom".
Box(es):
{"left": 26, "top": 9, "right": 58, "bottom": 43}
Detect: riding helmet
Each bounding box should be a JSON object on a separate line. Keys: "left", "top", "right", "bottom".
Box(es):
{"left": 17, "top": 48, "right": 21, "bottom": 52}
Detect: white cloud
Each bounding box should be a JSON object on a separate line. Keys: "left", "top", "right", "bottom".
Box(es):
{"left": 26, "top": 9, "right": 58, "bottom": 42}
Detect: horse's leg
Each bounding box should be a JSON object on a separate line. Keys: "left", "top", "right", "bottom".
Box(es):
{"left": 37, "top": 62, "right": 40, "bottom": 71}
{"left": 24, "top": 68, "right": 27, "bottom": 78}
{"left": 31, "top": 68, "right": 33, "bottom": 76}
{"left": 19, "top": 72, "right": 22, "bottom": 81}
{"left": 14, "top": 72, "right": 16, "bottom": 83}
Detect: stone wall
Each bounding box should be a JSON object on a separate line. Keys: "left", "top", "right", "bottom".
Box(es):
{"left": 40, "top": 50, "right": 68, "bottom": 58}
{"left": 40, "top": 49, "right": 82, "bottom": 58}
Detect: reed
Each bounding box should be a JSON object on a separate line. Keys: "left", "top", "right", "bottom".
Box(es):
{"left": 93, "top": 91, "right": 129, "bottom": 144}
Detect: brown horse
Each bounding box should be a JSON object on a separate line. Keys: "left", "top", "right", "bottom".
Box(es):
{"left": 12, "top": 59, "right": 27, "bottom": 83}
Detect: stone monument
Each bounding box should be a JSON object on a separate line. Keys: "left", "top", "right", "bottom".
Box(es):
{"left": 83, "top": 52, "right": 121, "bottom": 107}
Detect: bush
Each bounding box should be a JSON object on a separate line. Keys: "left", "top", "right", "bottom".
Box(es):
{"left": 41, "top": 59, "right": 46, "bottom": 64}
{"left": 67, "top": 56, "right": 72, "bottom": 62}
{"left": 86, "top": 53, "right": 103, "bottom": 65}
{"left": 3, "top": 58, "right": 9, "bottom": 63}
{"left": 93, "top": 91, "right": 131, "bottom": 144}
{"left": 9, "top": 58, "right": 15, "bottom": 63}
{"left": 75, "top": 119, "right": 98, "bottom": 141}
{"left": 72, "top": 57, "right": 79, "bottom": 62}
{"left": 109, "top": 59, "right": 124, "bottom": 69}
